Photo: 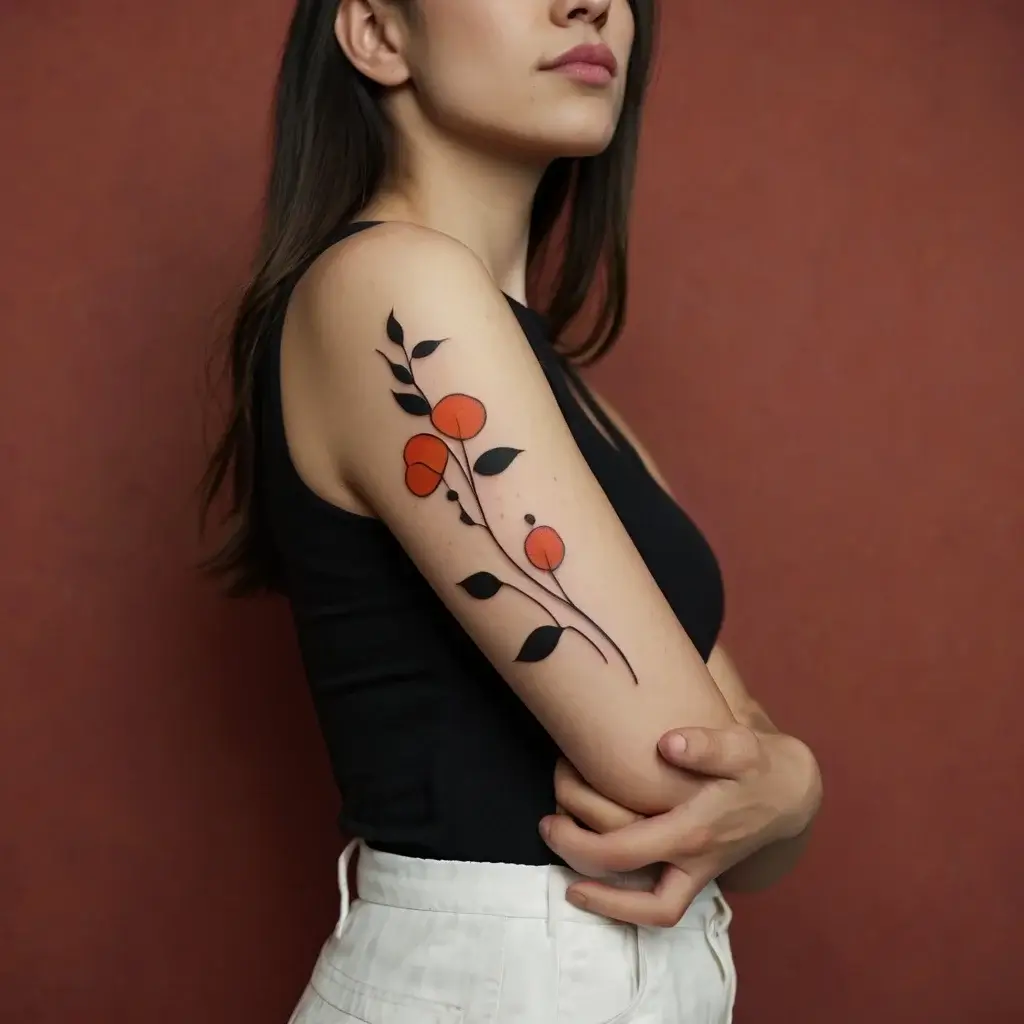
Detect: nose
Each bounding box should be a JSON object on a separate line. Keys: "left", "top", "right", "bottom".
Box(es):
{"left": 552, "top": 0, "right": 612, "bottom": 29}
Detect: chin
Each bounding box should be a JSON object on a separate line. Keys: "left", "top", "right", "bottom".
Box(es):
{"left": 465, "top": 107, "right": 620, "bottom": 163}
{"left": 538, "top": 117, "right": 620, "bottom": 159}
{"left": 532, "top": 121, "right": 618, "bottom": 159}
{"left": 555, "top": 134, "right": 617, "bottom": 159}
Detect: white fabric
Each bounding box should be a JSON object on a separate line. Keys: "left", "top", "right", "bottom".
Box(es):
{"left": 288, "top": 839, "right": 736, "bottom": 1023}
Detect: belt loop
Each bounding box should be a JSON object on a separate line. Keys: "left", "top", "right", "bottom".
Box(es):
{"left": 334, "top": 838, "right": 361, "bottom": 938}
{"left": 714, "top": 891, "right": 733, "bottom": 931}
{"left": 545, "top": 866, "right": 561, "bottom": 939}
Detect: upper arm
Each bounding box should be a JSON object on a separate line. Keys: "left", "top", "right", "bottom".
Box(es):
{"left": 288, "top": 225, "right": 734, "bottom": 815}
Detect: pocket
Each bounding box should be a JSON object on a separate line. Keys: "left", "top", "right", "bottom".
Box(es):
{"left": 312, "top": 961, "right": 464, "bottom": 1024}
{"left": 657, "top": 923, "right": 735, "bottom": 1024}
{"left": 551, "top": 921, "right": 647, "bottom": 1024}
{"left": 599, "top": 928, "right": 648, "bottom": 1024}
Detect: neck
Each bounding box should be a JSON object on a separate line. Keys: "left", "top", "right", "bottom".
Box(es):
{"left": 363, "top": 110, "right": 549, "bottom": 304}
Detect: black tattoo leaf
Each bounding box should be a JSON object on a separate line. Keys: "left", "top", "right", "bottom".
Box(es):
{"left": 459, "top": 510, "right": 477, "bottom": 526}
{"left": 473, "top": 447, "right": 523, "bottom": 476}
{"left": 458, "top": 572, "right": 503, "bottom": 599}
{"left": 515, "top": 626, "right": 565, "bottom": 663}
{"left": 380, "top": 353, "right": 414, "bottom": 385}
{"left": 392, "top": 391, "right": 431, "bottom": 416}
{"left": 386, "top": 310, "right": 404, "bottom": 346}
{"left": 411, "top": 338, "right": 446, "bottom": 359}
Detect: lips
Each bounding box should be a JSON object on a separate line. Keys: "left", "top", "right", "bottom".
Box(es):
{"left": 542, "top": 43, "right": 619, "bottom": 77}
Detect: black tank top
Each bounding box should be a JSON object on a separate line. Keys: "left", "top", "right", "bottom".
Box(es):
{"left": 257, "top": 221, "right": 725, "bottom": 865}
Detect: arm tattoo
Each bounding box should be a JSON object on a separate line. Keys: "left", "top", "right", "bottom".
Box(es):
{"left": 378, "top": 310, "right": 638, "bottom": 684}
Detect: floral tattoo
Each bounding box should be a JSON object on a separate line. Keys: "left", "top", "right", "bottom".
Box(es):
{"left": 378, "top": 310, "right": 638, "bottom": 684}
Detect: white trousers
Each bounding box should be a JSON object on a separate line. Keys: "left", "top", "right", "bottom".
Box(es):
{"left": 288, "top": 840, "right": 737, "bottom": 1024}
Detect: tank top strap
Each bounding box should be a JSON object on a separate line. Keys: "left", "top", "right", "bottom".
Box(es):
{"left": 549, "top": 354, "right": 647, "bottom": 470}
{"left": 326, "top": 219, "right": 383, "bottom": 247}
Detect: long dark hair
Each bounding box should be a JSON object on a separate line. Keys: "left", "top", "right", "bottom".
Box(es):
{"left": 200, "top": 0, "right": 658, "bottom": 595}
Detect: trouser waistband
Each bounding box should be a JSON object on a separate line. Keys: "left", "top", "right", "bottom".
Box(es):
{"left": 336, "top": 839, "right": 727, "bottom": 934}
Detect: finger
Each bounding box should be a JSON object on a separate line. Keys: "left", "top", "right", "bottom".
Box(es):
{"left": 541, "top": 805, "right": 694, "bottom": 875}
{"left": 540, "top": 815, "right": 620, "bottom": 877}
{"left": 565, "top": 864, "right": 704, "bottom": 928}
{"left": 659, "top": 725, "right": 762, "bottom": 779}
{"left": 554, "top": 760, "right": 644, "bottom": 834}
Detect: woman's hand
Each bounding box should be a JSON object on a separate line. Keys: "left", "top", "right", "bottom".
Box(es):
{"left": 543, "top": 724, "right": 822, "bottom": 927}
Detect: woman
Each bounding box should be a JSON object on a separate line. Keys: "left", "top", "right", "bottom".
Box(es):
{"left": 201, "top": 1, "right": 822, "bottom": 1021}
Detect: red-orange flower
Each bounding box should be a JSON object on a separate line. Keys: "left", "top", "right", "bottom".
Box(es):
{"left": 524, "top": 525, "right": 565, "bottom": 571}
{"left": 431, "top": 393, "right": 487, "bottom": 440}
{"left": 403, "top": 433, "right": 449, "bottom": 497}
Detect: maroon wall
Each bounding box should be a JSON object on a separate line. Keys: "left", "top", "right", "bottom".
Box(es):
{"left": 3, "top": 1, "right": 1022, "bottom": 1021}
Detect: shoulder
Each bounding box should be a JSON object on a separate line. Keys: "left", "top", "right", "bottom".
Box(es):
{"left": 295, "top": 221, "right": 499, "bottom": 333}
{"left": 287, "top": 221, "right": 531, "bottom": 401}
{"left": 283, "top": 220, "right": 547, "bottom": 442}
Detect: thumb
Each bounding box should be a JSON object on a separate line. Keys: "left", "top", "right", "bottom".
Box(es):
{"left": 659, "top": 725, "right": 761, "bottom": 779}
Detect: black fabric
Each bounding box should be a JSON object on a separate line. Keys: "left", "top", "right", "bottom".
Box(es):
{"left": 256, "top": 221, "right": 725, "bottom": 865}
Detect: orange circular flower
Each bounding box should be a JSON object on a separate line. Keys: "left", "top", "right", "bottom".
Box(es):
{"left": 431, "top": 393, "right": 487, "bottom": 440}
{"left": 403, "top": 433, "right": 449, "bottom": 473}
{"left": 403, "top": 433, "right": 449, "bottom": 497}
{"left": 405, "top": 463, "right": 442, "bottom": 497}
{"left": 524, "top": 525, "right": 565, "bottom": 571}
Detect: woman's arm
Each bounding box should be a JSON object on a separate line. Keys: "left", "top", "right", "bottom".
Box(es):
{"left": 285, "top": 223, "right": 734, "bottom": 816}
{"left": 701, "top": 646, "right": 821, "bottom": 890}
{"left": 581, "top": 386, "right": 822, "bottom": 888}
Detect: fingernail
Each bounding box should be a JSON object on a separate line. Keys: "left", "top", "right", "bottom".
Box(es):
{"left": 567, "top": 891, "right": 588, "bottom": 909}
{"left": 539, "top": 818, "right": 552, "bottom": 842}
{"left": 664, "top": 734, "right": 687, "bottom": 758}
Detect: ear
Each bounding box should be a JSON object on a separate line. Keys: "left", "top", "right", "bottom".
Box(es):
{"left": 335, "top": 0, "right": 411, "bottom": 88}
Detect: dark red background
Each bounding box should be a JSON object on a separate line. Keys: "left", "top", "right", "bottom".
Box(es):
{"left": 3, "top": 1, "right": 1022, "bottom": 1021}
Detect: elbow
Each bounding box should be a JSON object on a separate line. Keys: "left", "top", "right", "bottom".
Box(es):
{"left": 557, "top": 686, "right": 738, "bottom": 816}
{"left": 616, "top": 771, "right": 704, "bottom": 817}
{"left": 579, "top": 744, "right": 706, "bottom": 817}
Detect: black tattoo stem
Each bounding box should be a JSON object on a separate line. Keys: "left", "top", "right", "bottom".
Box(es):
{"left": 501, "top": 583, "right": 608, "bottom": 664}
{"left": 551, "top": 570, "right": 638, "bottom": 685}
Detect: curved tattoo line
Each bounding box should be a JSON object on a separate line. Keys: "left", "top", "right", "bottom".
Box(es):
{"left": 500, "top": 583, "right": 608, "bottom": 664}
{"left": 550, "top": 570, "right": 638, "bottom": 685}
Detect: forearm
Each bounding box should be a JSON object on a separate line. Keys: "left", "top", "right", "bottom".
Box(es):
{"left": 702, "top": 647, "right": 823, "bottom": 891}
{"left": 719, "top": 813, "right": 816, "bottom": 891}
{"left": 720, "top": 734, "right": 822, "bottom": 892}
